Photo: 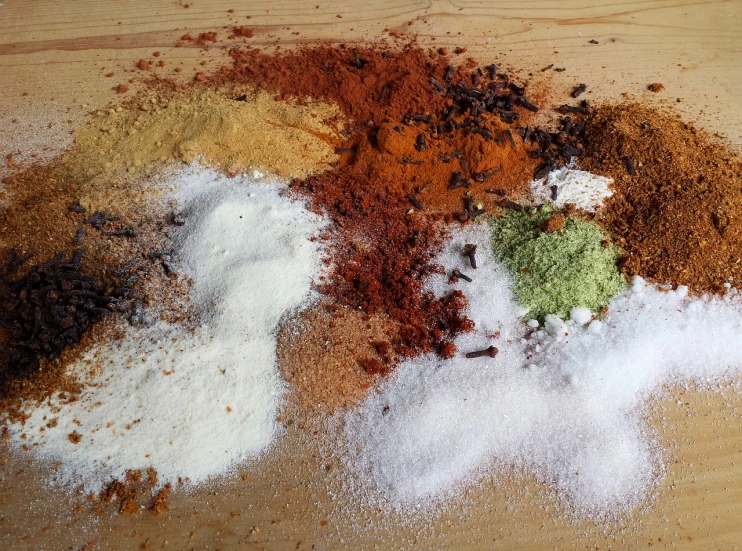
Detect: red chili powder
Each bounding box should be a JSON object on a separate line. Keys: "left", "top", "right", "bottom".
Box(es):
{"left": 345, "top": 118, "right": 536, "bottom": 215}
{"left": 207, "top": 45, "right": 462, "bottom": 124}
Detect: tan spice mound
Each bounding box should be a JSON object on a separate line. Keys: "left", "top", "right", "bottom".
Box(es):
{"left": 584, "top": 104, "right": 742, "bottom": 293}
{"left": 68, "top": 89, "right": 342, "bottom": 180}
{"left": 277, "top": 303, "right": 400, "bottom": 411}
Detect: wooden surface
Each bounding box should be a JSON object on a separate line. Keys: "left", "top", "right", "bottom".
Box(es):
{"left": 1, "top": 1, "right": 742, "bottom": 550}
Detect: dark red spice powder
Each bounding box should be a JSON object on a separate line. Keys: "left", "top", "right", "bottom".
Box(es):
{"left": 293, "top": 167, "right": 474, "bottom": 363}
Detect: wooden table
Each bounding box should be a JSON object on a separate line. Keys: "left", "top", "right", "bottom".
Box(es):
{"left": 1, "top": 1, "right": 742, "bottom": 549}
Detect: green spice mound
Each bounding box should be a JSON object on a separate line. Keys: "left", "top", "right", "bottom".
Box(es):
{"left": 490, "top": 206, "right": 625, "bottom": 320}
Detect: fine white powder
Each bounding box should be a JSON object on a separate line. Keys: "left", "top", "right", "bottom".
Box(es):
{"left": 344, "top": 224, "right": 742, "bottom": 516}
{"left": 530, "top": 167, "right": 613, "bottom": 212}
{"left": 8, "top": 166, "right": 326, "bottom": 491}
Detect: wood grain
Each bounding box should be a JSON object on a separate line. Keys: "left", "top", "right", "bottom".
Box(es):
{"left": 1, "top": 1, "right": 742, "bottom": 549}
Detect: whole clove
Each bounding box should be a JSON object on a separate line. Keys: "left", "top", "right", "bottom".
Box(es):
{"left": 415, "top": 133, "right": 427, "bottom": 152}
{"left": 451, "top": 268, "right": 472, "bottom": 283}
{"left": 430, "top": 77, "right": 446, "bottom": 94}
{"left": 571, "top": 83, "right": 588, "bottom": 98}
{"left": 463, "top": 243, "right": 477, "bottom": 269}
{"left": 352, "top": 49, "right": 366, "bottom": 69}
{"left": 407, "top": 194, "right": 424, "bottom": 210}
{"left": 409, "top": 114, "right": 433, "bottom": 123}
{"left": 498, "top": 199, "right": 526, "bottom": 212}
{"left": 558, "top": 104, "right": 590, "bottom": 115}
{"left": 104, "top": 227, "right": 138, "bottom": 238}
{"left": 87, "top": 211, "right": 120, "bottom": 230}
{"left": 562, "top": 144, "right": 583, "bottom": 157}
{"left": 534, "top": 162, "right": 554, "bottom": 180}
{"left": 515, "top": 97, "right": 539, "bottom": 112}
{"left": 623, "top": 155, "right": 636, "bottom": 175}
{"left": 475, "top": 168, "right": 501, "bottom": 182}
{"left": 440, "top": 149, "right": 461, "bottom": 163}
{"left": 465, "top": 345, "right": 498, "bottom": 359}
{"left": 448, "top": 172, "right": 470, "bottom": 190}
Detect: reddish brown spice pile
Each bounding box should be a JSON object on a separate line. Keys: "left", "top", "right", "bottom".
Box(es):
{"left": 577, "top": 104, "right": 742, "bottom": 293}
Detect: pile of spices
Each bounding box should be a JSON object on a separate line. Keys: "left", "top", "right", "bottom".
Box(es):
{"left": 347, "top": 118, "right": 535, "bottom": 215}
{"left": 259, "top": 44, "right": 546, "bottom": 397}
{"left": 6, "top": 167, "right": 327, "bottom": 489}
{"left": 69, "top": 89, "right": 341, "bottom": 180}
{"left": 574, "top": 104, "right": 742, "bottom": 294}
{"left": 0, "top": 162, "right": 191, "bottom": 415}
{"left": 490, "top": 205, "right": 624, "bottom": 320}
{"left": 343, "top": 226, "right": 742, "bottom": 516}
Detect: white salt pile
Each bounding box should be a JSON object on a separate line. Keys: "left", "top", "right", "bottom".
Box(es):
{"left": 530, "top": 167, "right": 613, "bottom": 212}
{"left": 344, "top": 225, "right": 742, "bottom": 515}
{"left": 7, "top": 166, "right": 326, "bottom": 490}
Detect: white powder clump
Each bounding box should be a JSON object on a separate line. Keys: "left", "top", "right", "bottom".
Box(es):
{"left": 7, "top": 166, "right": 326, "bottom": 491}
{"left": 569, "top": 306, "right": 593, "bottom": 326}
{"left": 344, "top": 225, "right": 742, "bottom": 516}
{"left": 531, "top": 167, "right": 613, "bottom": 212}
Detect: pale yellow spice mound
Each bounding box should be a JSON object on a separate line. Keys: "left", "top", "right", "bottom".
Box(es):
{"left": 69, "top": 89, "right": 342, "bottom": 179}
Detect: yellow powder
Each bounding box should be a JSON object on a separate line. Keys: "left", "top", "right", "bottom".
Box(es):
{"left": 68, "top": 89, "right": 342, "bottom": 180}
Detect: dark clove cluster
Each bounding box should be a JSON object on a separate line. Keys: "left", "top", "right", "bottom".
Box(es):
{"left": 524, "top": 108, "right": 590, "bottom": 179}
{"left": 422, "top": 62, "right": 539, "bottom": 140}
{"left": 0, "top": 248, "right": 129, "bottom": 383}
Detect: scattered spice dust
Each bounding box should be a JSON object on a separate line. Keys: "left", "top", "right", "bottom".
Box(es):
{"left": 96, "top": 468, "right": 166, "bottom": 517}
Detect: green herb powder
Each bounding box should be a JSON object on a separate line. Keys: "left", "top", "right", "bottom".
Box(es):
{"left": 489, "top": 206, "right": 625, "bottom": 320}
